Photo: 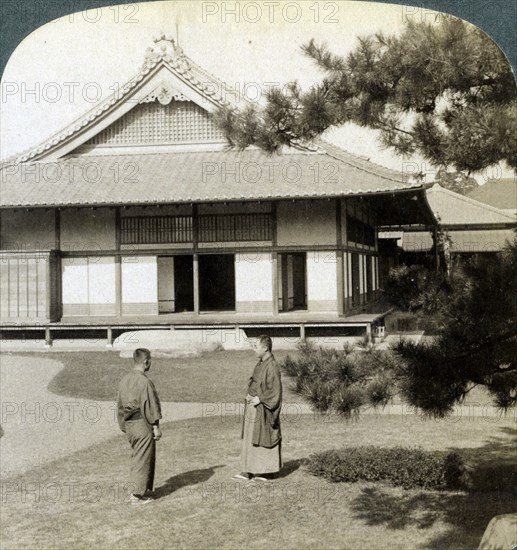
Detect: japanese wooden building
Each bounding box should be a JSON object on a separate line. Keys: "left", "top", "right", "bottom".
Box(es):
{"left": 0, "top": 36, "right": 436, "bottom": 343}
{"left": 380, "top": 183, "right": 517, "bottom": 265}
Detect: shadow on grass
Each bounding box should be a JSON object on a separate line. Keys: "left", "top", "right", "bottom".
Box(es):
{"left": 348, "top": 426, "right": 517, "bottom": 550}
{"left": 154, "top": 465, "right": 225, "bottom": 499}
{"left": 278, "top": 458, "right": 303, "bottom": 479}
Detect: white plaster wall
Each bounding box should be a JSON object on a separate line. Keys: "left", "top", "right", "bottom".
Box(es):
{"left": 235, "top": 252, "right": 273, "bottom": 302}
{"left": 61, "top": 257, "right": 116, "bottom": 305}
{"left": 307, "top": 251, "right": 337, "bottom": 301}
{"left": 62, "top": 258, "right": 88, "bottom": 304}
{"left": 88, "top": 257, "right": 116, "bottom": 304}
{"left": 122, "top": 256, "right": 158, "bottom": 303}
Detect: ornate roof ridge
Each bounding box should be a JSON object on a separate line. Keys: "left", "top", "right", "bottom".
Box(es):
{"left": 8, "top": 67, "right": 158, "bottom": 165}
{"left": 8, "top": 34, "right": 236, "bottom": 165}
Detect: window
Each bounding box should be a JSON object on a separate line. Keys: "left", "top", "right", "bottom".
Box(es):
{"left": 199, "top": 213, "right": 272, "bottom": 242}
{"left": 120, "top": 213, "right": 272, "bottom": 244}
{"left": 121, "top": 216, "right": 192, "bottom": 244}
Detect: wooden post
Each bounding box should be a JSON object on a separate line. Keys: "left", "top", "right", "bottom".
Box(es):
{"left": 300, "top": 323, "right": 306, "bottom": 342}
{"left": 271, "top": 201, "right": 277, "bottom": 246}
{"left": 272, "top": 252, "right": 279, "bottom": 316}
{"left": 52, "top": 210, "right": 63, "bottom": 320}
{"left": 271, "top": 201, "right": 279, "bottom": 315}
{"left": 106, "top": 326, "right": 113, "bottom": 347}
{"left": 44, "top": 326, "right": 52, "bottom": 347}
{"left": 45, "top": 254, "right": 52, "bottom": 322}
{"left": 192, "top": 204, "right": 200, "bottom": 315}
{"left": 115, "top": 258, "right": 122, "bottom": 317}
{"left": 115, "top": 207, "right": 122, "bottom": 317}
{"left": 281, "top": 254, "right": 288, "bottom": 313}
{"left": 193, "top": 253, "right": 200, "bottom": 314}
{"left": 54, "top": 208, "right": 61, "bottom": 250}
{"left": 336, "top": 199, "right": 344, "bottom": 316}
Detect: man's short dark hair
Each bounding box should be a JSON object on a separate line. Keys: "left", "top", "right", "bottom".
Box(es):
{"left": 133, "top": 348, "right": 151, "bottom": 364}
{"left": 257, "top": 335, "right": 272, "bottom": 352}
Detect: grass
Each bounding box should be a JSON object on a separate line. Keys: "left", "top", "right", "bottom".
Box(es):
{"left": 11, "top": 349, "right": 496, "bottom": 407}
{"left": 16, "top": 350, "right": 294, "bottom": 403}
{"left": 1, "top": 414, "right": 515, "bottom": 550}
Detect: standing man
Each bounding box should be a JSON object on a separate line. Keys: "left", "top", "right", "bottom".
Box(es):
{"left": 234, "top": 335, "right": 282, "bottom": 481}
{"left": 117, "top": 348, "right": 162, "bottom": 504}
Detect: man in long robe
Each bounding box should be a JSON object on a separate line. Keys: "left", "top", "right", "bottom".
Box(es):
{"left": 234, "top": 335, "right": 282, "bottom": 481}
{"left": 117, "top": 348, "right": 162, "bottom": 504}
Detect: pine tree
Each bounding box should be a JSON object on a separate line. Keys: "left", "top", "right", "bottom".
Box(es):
{"left": 214, "top": 17, "right": 517, "bottom": 179}
{"left": 434, "top": 168, "right": 479, "bottom": 195}
{"left": 282, "top": 237, "right": 517, "bottom": 417}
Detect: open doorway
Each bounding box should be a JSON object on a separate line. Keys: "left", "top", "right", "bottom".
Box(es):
{"left": 278, "top": 252, "right": 307, "bottom": 311}
{"left": 199, "top": 254, "right": 235, "bottom": 311}
{"left": 157, "top": 255, "right": 194, "bottom": 313}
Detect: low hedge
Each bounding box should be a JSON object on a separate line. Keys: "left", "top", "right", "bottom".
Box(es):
{"left": 306, "top": 446, "right": 464, "bottom": 490}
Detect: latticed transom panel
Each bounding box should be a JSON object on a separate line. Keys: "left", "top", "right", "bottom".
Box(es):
{"left": 120, "top": 214, "right": 273, "bottom": 244}
{"left": 86, "top": 101, "right": 225, "bottom": 145}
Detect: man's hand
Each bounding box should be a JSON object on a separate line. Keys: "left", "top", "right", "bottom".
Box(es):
{"left": 248, "top": 395, "right": 260, "bottom": 407}
{"left": 153, "top": 426, "right": 162, "bottom": 441}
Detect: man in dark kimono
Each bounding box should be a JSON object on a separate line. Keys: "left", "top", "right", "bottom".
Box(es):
{"left": 117, "top": 348, "right": 162, "bottom": 504}
{"left": 234, "top": 335, "right": 282, "bottom": 481}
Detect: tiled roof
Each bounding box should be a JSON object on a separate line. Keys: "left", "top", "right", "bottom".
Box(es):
{"left": 466, "top": 178, "right": 517, "bottom": 212}
{"left": 400, "top": 229, "right": 515, "bottom": 252}
{"left": 313, "top": 139, "right": 408, "bottom": 183}
{"left": 0, "top": 148, "right": 423, "bottom": 208}
{"left": 379, "top": 183, "right": 516, "bottom": 252}
{"left": 426, "top": 184, "right": 516, "bottom": 225}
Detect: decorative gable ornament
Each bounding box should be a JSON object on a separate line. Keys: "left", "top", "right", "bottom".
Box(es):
{"left": 140, "top": 84, "right": 188, "bottom": 105}
{"left": 142, "top": 33, "right": 191, "bottom": 73}
{"left": 8, "top": 34, "right": 253, "bottom": 163}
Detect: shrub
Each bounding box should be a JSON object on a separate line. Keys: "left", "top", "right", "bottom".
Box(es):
{"left": 384, "top": 265, "right": 450, "bottom": 313}
{"left": 306, "top": 446, "right": 465, "bottom": 490}
{"left": 280, "top": 342, "right": 400, "bottom": 416}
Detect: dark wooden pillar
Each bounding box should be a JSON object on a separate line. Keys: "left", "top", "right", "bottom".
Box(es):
{"left": 54, "top": 208, "right": 61, "bottom": 250}
{"left": 115, "top": 207, "right": 122, "bottom": 317}
{"left": 272, "top": 252, "right": 279, "bottom": 315}
{"left": 106, "top": 326, "right": 113, "bottom": 347}
{"left": 192, "top": 204, "right": 200, "bottom": 314}
{"left": 336, "top": 199, "right": 344, "bottom": 316}
{"left": 271, "top": 202, "right": 278, "bottom": 315}
{"left": 193, "top": 254, "right": 200, "bottom": 314}
{"left": 45, "top": 326, "right": 52, "bottom": 347}
{"left": 54, "top": 209, "right": 62, "bottom": 319}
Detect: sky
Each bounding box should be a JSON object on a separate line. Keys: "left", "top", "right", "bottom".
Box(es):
{"left": 0, "top": 0, "right": 513, "bottom": 183}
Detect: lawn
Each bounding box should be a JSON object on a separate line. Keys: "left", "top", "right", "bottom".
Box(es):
{"left": 14, "top": 350, "right": 495, "bottom": 406}
{"left": 1, "top": 414, "right": 515, "bottom": 550}
{"left": 38, "top": 350, "right": 296, "bottom": 403}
